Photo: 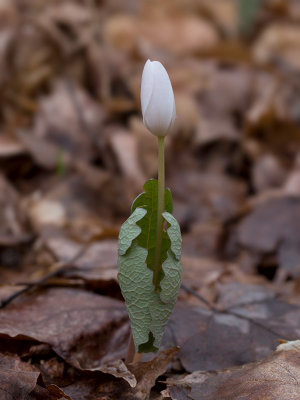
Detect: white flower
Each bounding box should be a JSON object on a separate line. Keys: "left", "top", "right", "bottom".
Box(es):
{"left": 141, "top": 60, "right": 176, "bottom": 137}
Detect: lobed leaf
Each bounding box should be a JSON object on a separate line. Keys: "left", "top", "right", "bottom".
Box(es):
{"left": 118, "top": 208, "right": 147, "bottom": 256}
{"left": 132, "top": 179, "right": 173, "bottom": 289}
{"left": 118, "top": 180, "right": 182, "bottom": 352}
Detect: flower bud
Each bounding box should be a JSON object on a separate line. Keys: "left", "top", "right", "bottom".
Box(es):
{"left": 141, "top": 60, "right": 176, "bottom": 137}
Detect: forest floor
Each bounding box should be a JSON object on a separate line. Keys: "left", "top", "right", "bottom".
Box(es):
{"left": 0, "top": 1, "right": 300, "bottom": 399}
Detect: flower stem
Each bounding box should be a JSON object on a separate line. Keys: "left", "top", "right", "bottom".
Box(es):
{"left": 126, "top": 333, "right": 142, "bottom": 364}
{"left": 153, "top": 136, "right": 165, "bottom": 289}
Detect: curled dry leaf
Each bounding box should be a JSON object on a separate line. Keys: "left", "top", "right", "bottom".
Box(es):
{"left": 166, "top": 340, "right": 300, "bottom": 400}
{"left": 126, "top": 347, "right": 179, "bottom": 399}
{"left": 42, "top": 348, "right": 178, "bottom": 400}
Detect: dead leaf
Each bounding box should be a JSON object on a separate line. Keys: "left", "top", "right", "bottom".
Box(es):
{"left": 199, "top": 0, "right": 238, "bottom": 36}
{"left": 140, "top": 16, "right": 219, "bottom": 56}
{"left": 0, "top": 174, "right": 31, "bottom": 246}
{"left": 237, "top": 196, "right": 300, "bottom": 277}
{"left": 109, "top": 127, "right": 146, "bottom": 193}
{"left": 127, "top": 347, "right": 179, "bottom": 399}
{"left": 0, "top": 285, "right": 26, "bottom": 306}
{"left": 39, "top": 225, "right": 119, "bottom": 287}
{"left": 40, "top": 348, "right": 178, "bottom": 400}
{"left": 166, "top": 341, "right": 300, "bottom": 400}
{"left": 25, "top": 175, "right": 120, "bottom": 235}
{"left": 0, "top": 287, "right": 129, "bottom": 369}
{"left": 66, "top": 240, "right": 118, "bottom": 284}
{"left": 169, "top": 169, "right": 247, "bottom": 229}
{"left": 0, "top": 352, "right": 40, "bottom": 400}
{"left": 28, "top": 80, "right": 105, "bottom": 165}
{"left": 253, "top": 24, "right": 300, "bottom": 69}
{"left": 251, "top": 153, "right": 287, "bottom": 192}
{"left": 162, "top": 298, "right": 300, "bottom": 372}
{"left": 129, "top": 117, "right": 158, "bottom": 179}
{"left": 0, "top": 133, "right": 25, "bottom": 158}
{"left": 217, "top": 281, "right": 275, "bottom": 310}
{"left": 103, "top": 15, "right": 139, "bottom": 54}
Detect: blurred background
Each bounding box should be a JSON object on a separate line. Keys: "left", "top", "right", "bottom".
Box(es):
{"left": 1, "top": 0, "right": 300, "bottom": 302}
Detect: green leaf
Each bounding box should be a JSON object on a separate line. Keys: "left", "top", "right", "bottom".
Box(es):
{"left": 118, "top": 238, "right": 156, "bottom": 350}
{"left": 162, "top": 212, "right": 182, "bottom": 261}
{"left": 118, "top": 207, "right": 147, "bottom": 256}
{"left": 117, "top": 181, "right": 182, "bottom": 353}
{"left": 131, "top": 179, "right": 173, "bottom": 289}
{"left": 132, "top": 179, "right": 173, "bottom": 214}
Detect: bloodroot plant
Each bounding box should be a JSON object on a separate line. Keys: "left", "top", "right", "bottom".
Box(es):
{"left": 118, "top": 60, "right": 182, "bottom": 363}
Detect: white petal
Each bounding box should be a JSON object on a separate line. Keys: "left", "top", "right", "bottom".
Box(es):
{"left": 169, "top": 97, "right": 176, "bottom": 131}
{"left": 143, "top": 61, "right": 175, "bottom": 136}
{"left": 140, "top": 60, "right": 154, "bottom": 117}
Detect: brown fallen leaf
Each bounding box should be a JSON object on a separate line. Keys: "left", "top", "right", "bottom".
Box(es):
{"left": 0, "top": 287, "right": 129, "bottom": 369}
{"left": 129, "top": 117, "right": 158, "bottom": 179}
{"left": 251, "top": 153, "right": 287, "bottom": 193}
{"left": 33, "top": 355, "right": 132, "bottom": 400}
{"left": 253, "top": 24, "right": 300, "bottom": 69}
{"left": 30, "top": 384, "right": 57, "bottom": 400}
{"left": 162, "top": 297, "right": 300, "bottom": 372}
{"left": 0, "top": 173, "right": 31, "bottom": 247}
{"left": 25, "top": 174, "right": 119, "bottom": 234}
{"left": 66, "top": 240, "right": 118, "bottom": 285}
{"left": 237, "top": 196, "right": 300, "bottom": 277}
{"left": 244, "top": 71, "right": 300, "bottom": 162}
{"left": 39, "top": 225, "right": 119, "bottom": 288}
{"left": 181, "top": 223, "right": 223, "bottom": 258}
{"left": 169, "top": 169, "right": 247, "bottom": 228}
{"left": 126, "top": 347, "right": 179, "bottom": 399}
{"left": 103, "top": 14, "right": 139, "bottom": 55}
{"left": 109, "top": 127, "right": 146, "bottom": 194}
{"left": 166, "top": 340, "right": 300, "bottom": 400}
{"left": 140, "top": 15, "right": 219, "bottom": 56}
{"left": 63, "top": 348, "right": 178, "bottom": 400}
{"left": 0, "top": 285, "right": 27, "bottom": 306}
{"left": 217, "top": 281, "right": 275, "bottom": 310}
{"left": 39, "top": 348, "right": 178, "bottom": 400}
{"left": 46, "top": 384, "right": 72, "bottom": 400}
{"left": 0, "top": 352, "right": 40, "bottom": 400}
{"left": 0, "top": 1, "right": 17, "bottom": 87}
{"left": 180, "top": 256, "right": 223, "bottom": 306}
{"left": 0, "top": 133, "right": 25, "bottom": 158}
{"left": 21, "top": 79, "right": 104, "bottom": 167}
{"left": 50, "top": 378, "right": 104, "bottom": 400}
{"left": 199, "top": 0, "right": 238, "bottom": 36}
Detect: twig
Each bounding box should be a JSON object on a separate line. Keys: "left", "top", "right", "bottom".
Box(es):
{"left": 181, "top": 283, "right": 291, "bottom": 340}
{"left": 181, "top": 283, "right": 219, "bottom": 312}
{"left": 0, "top": 243, "right": 90, "bottom": 309}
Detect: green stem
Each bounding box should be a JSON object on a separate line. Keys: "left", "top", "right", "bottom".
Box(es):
{"left": 153, "top": 136, "right": 165, "bottom": 289}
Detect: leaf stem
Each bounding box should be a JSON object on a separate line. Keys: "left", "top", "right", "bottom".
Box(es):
{"left": 126, "top": 333, "right": 142, "bottom": 364}
{"left": 153, "top": 136, "right": 165, "bottom": 289}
